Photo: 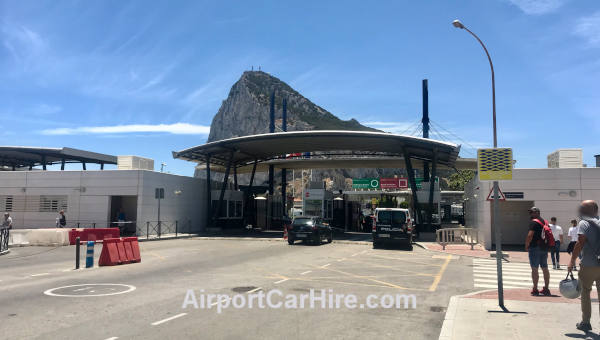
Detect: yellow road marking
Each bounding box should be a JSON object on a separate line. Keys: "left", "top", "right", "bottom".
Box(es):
{"left": 429, "top": 254, "right": 452, "bottom": 292}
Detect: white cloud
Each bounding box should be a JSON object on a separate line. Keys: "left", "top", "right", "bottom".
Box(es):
{"left": 506, "top": 0, "right": 566, "bottom": 15}
{"left": 41, "top": 123, "right": 210, "bottom": 135}
{"left": 574, "top": 11, "right": 600, "bottom": 47}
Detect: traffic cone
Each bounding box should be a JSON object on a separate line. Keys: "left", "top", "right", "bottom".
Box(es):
{"left": 283, "top": 227, "right": 288, "bottom": 240}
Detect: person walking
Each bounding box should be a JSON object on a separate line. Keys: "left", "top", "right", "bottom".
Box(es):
{"left": 549, "top": 217, "right": 564, "bottom": 269}
{"left": 2, "top": 212, "right": 12, "bottom": 229}
{"left": 567, "top": 219, "right": 580, "bottom": 270}
{"left": 525, "top": 207, "right": 551, "bottom": 296}
{"left": 568, "top": 200, "right": 600, "bottom": 332}
{"left": 56, "top": 210, "right": 66, "bottom": 228}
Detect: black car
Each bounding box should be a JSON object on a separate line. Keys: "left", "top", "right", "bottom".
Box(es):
{"left": 288, "top": 216, "right": 333, "bottom": 245}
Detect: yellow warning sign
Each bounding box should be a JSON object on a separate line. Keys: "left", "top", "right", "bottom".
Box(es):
{"left": 478, "top": 148, "right": 513, "bottom": 181}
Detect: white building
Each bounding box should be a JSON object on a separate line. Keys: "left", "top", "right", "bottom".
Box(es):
{"left": 465, "top": 167, "right": 600, "bottom": 250}
{"left": 0, "top": 170, "right": 207, "bottom": 236}
{"left": 547, "top": 149, "right": 583, "bottom": 168}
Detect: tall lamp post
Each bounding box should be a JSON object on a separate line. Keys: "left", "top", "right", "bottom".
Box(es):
{"left": 452, "top": 19, "right": 505, "bottom": 309}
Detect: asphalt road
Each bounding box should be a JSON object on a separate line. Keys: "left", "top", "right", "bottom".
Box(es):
{"left": 0, "top": 238, "right": 475, "bottom": 339}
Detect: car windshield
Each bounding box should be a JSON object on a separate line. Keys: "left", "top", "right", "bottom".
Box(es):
{"left": 377, "top": 211, "right": 406, "bottom": 225}
{"left": 293, "top": 218, "right": 314, "bottom": 226}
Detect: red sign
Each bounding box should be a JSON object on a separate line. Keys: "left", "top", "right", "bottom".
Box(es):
{"left": 380, "top": 177, "right": 409, "bottom": 189}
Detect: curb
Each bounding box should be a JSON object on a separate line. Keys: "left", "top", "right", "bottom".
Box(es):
{"left": 187, "top": 236, "right": 373, "bottom": 245}
{"left": 438, "top": 289, "right": 496, "bottom": 340}
{"left": 138, "top": 235, "right": 198, "bottom": 242}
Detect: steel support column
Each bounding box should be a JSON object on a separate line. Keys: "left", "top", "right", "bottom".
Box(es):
{"left": 233, "top": 166, "right": 238, "bottom": 191}
{"left": 214, "top": 151, "right": 234, "bottom": 228}
{"left": 427, "top": 149, "right": 438, "bottom": 230}
{"left": 42, "top": 155, "right": 47, "bottom": 171}
{"left": 403, "top": 148, "right": 422, "bottom": 229}
{"left": 205, "top": 155, "right": 212, "bottom": 230}
{"left": 61, "top": 159, "right": 65, "bottom": 170}
{"left": 243, "top": 159, "right": 258, "bottom": 227}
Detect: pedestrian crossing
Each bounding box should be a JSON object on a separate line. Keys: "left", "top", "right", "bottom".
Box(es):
{"left": 472, "top": 258, "right": 568, "bottom": 289}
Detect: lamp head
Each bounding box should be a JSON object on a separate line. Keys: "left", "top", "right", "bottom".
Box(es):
{"left": 452, "top": 20, "right": 465, "bottom": 29}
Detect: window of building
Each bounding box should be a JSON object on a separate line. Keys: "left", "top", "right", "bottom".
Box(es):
{"left": 39, "top": 195, "right": 68, "bottom": 212}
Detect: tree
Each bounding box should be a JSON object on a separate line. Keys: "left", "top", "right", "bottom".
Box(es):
{"left": 447, "top": 170, "right": 475, "bottom": 191}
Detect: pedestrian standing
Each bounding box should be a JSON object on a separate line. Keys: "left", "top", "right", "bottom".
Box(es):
{"left": 549, "top": 217, "right": 564, "bottom": 269}
{"left": 56, "top": 210, "right": 66, "bottom": 228}
{"left": 568, "top": 219, "right": 579, "bottom": 255}
{"left": 568, "top": 200, "right": 600, "bottom": 332}
{"left": 525, "top": 207, "right": 551, "bottom": 296}
{"left": 2, "top": 212, "right": 12, "bottom": 229}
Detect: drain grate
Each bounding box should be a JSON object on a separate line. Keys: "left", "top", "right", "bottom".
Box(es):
{"left": 430, "top": 306, "right": 447, "bottom": 313}
{"left": 232, "top": 286, "right": 258, "bottom": 293}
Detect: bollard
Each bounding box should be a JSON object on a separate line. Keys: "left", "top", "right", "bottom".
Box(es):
{"left": 86, "top": 241, "right": 94, "bottom": 268}
{"left": 75, "top": 236, "right": 80, "bottom": 269}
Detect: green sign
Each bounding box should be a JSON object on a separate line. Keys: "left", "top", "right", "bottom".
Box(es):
{"left": 352, "top": 178, "right": 380, "bottom": 189}
{"left": 415, "top": 177, "right": 438, "bottom": 189}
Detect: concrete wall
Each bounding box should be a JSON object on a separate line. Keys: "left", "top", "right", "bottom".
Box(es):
{"left": 0, "top": 170, "right": 207, "bottom": 234}
{"left": 465, "top": 168, "right": 600, "bottom": 250}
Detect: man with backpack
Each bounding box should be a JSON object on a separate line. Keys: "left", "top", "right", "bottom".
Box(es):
{"left": 568, "top": 200, "right": 600, "bottom": 332}
{"left": 525, "top": 206, "right": 552, "bottom": 296}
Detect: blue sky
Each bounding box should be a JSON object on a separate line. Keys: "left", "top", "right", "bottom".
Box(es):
{"left": 1, "top": 0, "right": 599, "bottom": 175}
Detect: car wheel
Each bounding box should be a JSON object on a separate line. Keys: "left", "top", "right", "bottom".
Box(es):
{"left": 406, "top": 242, "right": 413, "bottom": 251}
{"left": 314, "top": 232, "right": 320, "bottom": 245}
{"left": 288, "top": 238, "right": 294, "bottom": 245}
{"left": 373, "top": 241, "right": 380, "bottom": 249}
{"left": 327, "top": 232, "right": 332, "bottom": 243}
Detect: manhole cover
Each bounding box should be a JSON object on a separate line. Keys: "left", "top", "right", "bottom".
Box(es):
{"left": 430, "top": 306, "right": 447, "bottom": 313}
{"left": 231, "top": 286, "right": 258, "bottom": 293}
{"left": 44, "top": 284, "right": 136, "bottom": 297}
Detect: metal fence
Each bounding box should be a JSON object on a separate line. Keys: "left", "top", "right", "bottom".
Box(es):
{"left": 1, "top": 227, "right": 9, "bottom": 254}
{"left": 138, "top": 220, "right": 193, "bottom": 239}
{"left": 436, "top": 227, "right": 479, "bottom": 250}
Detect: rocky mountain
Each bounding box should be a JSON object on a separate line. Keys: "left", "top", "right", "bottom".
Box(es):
{"left": 205, "top": 71, "right": 405, "bottom": 191}
{"left": 208, "top": 71, "right": 377, "bottom": 142}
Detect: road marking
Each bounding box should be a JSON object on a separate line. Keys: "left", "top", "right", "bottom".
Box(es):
{"left": 31, "top": 273, "right": 50, "bottom": 277}
{"left": 321, "top": 263, "right": 331, "bottom": 268}
{"left": 429, "top": 254, "right": 452, "bottom": 292}
{"left": 300, "top": 270, "right": 312, "bottom": 275}
{"left": 149, "top": 252, "right": 166, "bottom": 260}
{"left": 104, "top": 337, "right": 119, "bottom": 340}
{"left": 246, "top": 287, "right": 262, "bottom": 294}
{"left": 351, "top": 253, "right": 360, "bottom": 257}
{"left": 337, "top": 258, "right": 345, "bottom": 262}
{"left": 151, "top": 313, "right": 187, "bottom": 326}
{"left": 274, "top": 278, "right": 289, "bottom": 284}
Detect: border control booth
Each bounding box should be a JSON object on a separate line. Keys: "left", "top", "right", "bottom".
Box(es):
{"left": 173, "top": 130, "right": 463, "bottom": 232}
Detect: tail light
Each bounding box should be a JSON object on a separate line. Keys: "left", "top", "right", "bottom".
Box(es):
{"left": 312, "top": 224, "right": 317, "bottom": 230}
{"left": 372, "top": 217, "right": 376, "bottom": 232}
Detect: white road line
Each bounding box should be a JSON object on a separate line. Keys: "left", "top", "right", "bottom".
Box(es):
{"left": 274, "top": 278, "right": 289, "bottom": 284}
{"left": 321, "top": 263, "right": 331, "bottom": 268}
{"left": 337, "top": 258, "right": 345, "bottom": 262}
{"left": 246, "top": 287, "right": 262, "bottom": 294}
{"left": 151, "top": 313, "right": 187, "bottom": 326}
{"left": 104, "top": 337, "right": 119, "bottom": 340}
{"left": 30, "top": 273, "right": 50, "bottom": 277}
{"left": 474, "top": 273, "right": 563, "bottom": 282}
{"left": 351, "top": 253, "right": 360, "bottom": 257}
{"left": 300, "top": 271, "right": 312, "bottom": 275}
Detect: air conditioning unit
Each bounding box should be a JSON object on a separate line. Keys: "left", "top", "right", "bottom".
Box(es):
{"left": 117, "top": 156, "right": 155, "bottom": 171}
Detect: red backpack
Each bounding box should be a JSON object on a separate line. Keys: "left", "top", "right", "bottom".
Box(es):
{"left": 533, "top": 218, "right": 556, "bottom": 248}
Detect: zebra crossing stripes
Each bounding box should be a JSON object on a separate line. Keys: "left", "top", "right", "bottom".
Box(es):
{"left": 472, "top": 258, "right": 567, "bottom": 289}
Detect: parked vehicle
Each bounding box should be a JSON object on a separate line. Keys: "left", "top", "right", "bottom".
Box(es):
{"left": 372, "top": 208, "right": 413, "bottom": 250}
{"left": 288, "top": 216, "right": 333, "bottom": 245}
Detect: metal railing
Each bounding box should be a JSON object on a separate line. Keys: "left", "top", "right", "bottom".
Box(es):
{"left": 436, "top": 227, "right": 479, "bottom": 250}
{"left": 1, "top": 227, "right": 9, "bottom": 254}
{"left": 139, "top": 220, "right": 193, "bottom": 239}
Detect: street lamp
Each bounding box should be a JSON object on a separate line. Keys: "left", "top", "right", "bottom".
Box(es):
{"left": 453, "top": 19, "right": 505, "bottom": 310}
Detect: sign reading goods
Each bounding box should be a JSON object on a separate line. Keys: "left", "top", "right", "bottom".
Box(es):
{"left": 352, "top": 178, "right": 409, "bottom": 190}
{"left": 352, "top": 178, "right": 380, "bottom": 189}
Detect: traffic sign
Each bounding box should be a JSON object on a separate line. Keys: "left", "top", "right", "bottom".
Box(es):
{"left": 478, "top": 148, "right": 513, "bottom": 181}
{"left": 486, "top": 187, "right": 506, "bottom": 201}
{"left": 352, "top": 178, "right": 380, "bottom": 189}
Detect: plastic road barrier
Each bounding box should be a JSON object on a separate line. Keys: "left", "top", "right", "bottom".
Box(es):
{"left": 85, "top": 241, "right": 94, "bottom": 268}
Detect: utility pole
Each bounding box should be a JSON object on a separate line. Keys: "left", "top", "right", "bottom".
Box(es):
{"left": 281, "top": 98, "right": 287, "bottom": 218}
{"left": 268, "top": 91, "right": 275, "bottom": 230}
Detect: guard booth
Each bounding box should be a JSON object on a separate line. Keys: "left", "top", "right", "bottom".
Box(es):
{"left": 211, "top": 189, "right": 244, "bottom": 229}
{"left": 303, "top": 188, "right": 333, "bottom": 223}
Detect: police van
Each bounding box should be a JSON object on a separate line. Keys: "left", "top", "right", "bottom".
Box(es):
{"left": 372, "top": 208, "right": 413, "bottom": 250}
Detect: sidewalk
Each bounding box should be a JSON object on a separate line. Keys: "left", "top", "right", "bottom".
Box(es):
{"left": 439, "top": 289, "right": 600, "bottom": 339}
{"left": 419, "top": 242, "right": 573, "bottom": 266}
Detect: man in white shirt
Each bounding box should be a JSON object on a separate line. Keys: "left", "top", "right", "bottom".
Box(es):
{"left": 567, "top": 219, "right": 580, "bottom": 270}
{"left": 1, "top": 212, "right": 12, "bottom": 229}
{"left": 549, "top": 217, "right": 564, "bottom": 269}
